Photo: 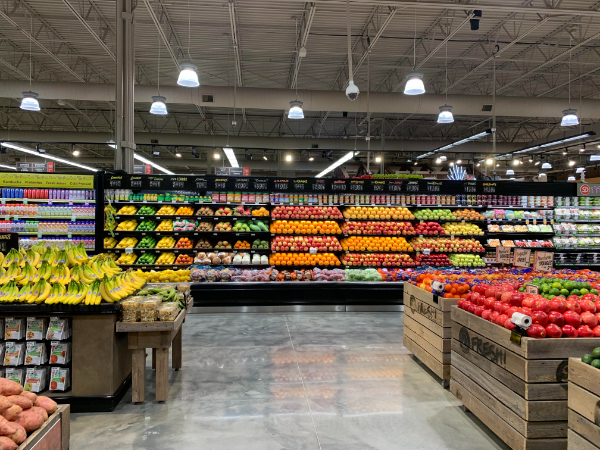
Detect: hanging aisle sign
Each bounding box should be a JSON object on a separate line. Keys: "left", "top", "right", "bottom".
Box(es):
{"left": 0, "top": 173, "right": 94, "bottom": 189}
{"left": 534, "top": 251, "right": 554, "bottom": 272}
{"left": 513, "top": 248, "right": 531, "bottom": 268}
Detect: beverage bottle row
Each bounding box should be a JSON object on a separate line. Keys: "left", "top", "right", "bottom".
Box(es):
{"left": 0, "top": 188, "right": 95, "bottom": 200}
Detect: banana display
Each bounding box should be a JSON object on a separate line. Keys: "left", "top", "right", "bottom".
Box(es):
{"left": 0, "top": 243, "right": 145, "bottom": 305}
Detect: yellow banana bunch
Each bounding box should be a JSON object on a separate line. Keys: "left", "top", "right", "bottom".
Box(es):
{"left": 0, "top": 281, "right": 19, "bottom": 302}
{"left": 79, "top": 265, "right": 98, "bottom": 284}
{"left": 30, "top": 279, "right": 51, "bottom": 304}
{"left": 2, "top": 249, "right": 23, "bottom": 268}
{"left": 23, "top": 249, "right": 40, "bottom": 267}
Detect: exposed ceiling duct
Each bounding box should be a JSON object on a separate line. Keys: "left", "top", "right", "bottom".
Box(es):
{"left": 2, "top": 81, "right": 600, "bottom": 119}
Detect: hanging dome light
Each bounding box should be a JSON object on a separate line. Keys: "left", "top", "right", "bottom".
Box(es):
{"left": 20, "top": 91, "right": 40, "bottom": 111}
{"left": 288, "top": 100, "right": 304, "bottom": 119}
{"left": 568, "top": 175, "right": 576, "bottom": 181}
{"left": 177, "top": 62, "right": 200, "bottom": 87}
{"left": 576, "top": 166, "right": 585, "bottom": 173}
{"left": 150, "top": 96, "right": 168, "bottom": 115}
{"left": 541, "top": 161, "right": 552, "bottom": 169}
{"left": 561, "top": 109, "right": 579, "bottom": 127}
{"left": 506, "top": 169, "right": 514, "bottom": 175}
{"left": 404, "top": 72, "right": 426, "bottom": 95}
{"left": 437, "top": 106, "right": 454, "bottom": 124}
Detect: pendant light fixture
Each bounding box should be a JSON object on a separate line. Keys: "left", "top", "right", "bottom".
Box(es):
{"left": 576, "top": 166, "right": 585, "bottom": 173}
{"left": 21, "top": 16, "right": 39, "bottom": 112}
{"left": 506, "top": 169, "right": 514, "bottom": 175}
{"left": 177, "top": 2, "right": 200, "bottom": 87}
{"left": 151, "top": 33, "right": 168, "bottom": 115}
{"left": 568, "top": 175, "right": 576, "bottom": 181}
{"left": 405, "top": 9, "right": 425, "bottom": 96}
{"left": 437, "top": 41, "right": 453, "bottom": 122}
{"left": 288, "top": 19, "right": 305, "bottom": 119}
{"left": 561, "top": 35, "right": 578, "bottom": 127}
{"left": 344, "top": 0, "right": 359, "bottom": 101}
{"left": 541, "top": 159, "right": 552, "bottom": 169}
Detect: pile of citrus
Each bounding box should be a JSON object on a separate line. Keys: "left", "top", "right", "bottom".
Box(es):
{"left": 343, "top": 206, "right": 415, "bottom": 220}
{"left": 269, "top": 253, "right": 341, "bottom": 266}
{"left": 270, "top": 220, "right": 342, "bottom": 235}
{"left": 340, "top": 236, "right": 413, "bottom": 252}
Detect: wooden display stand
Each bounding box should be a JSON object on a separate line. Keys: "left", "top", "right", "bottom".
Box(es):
{"left": 450, "top": 306, "right": 600, "bottom": 450}
{"left": 568, "top": 358, "right": 600, "bottom": 449}
{"left": 19, "top": 404, "right": 70, "bottom": 450}
{"left": 403, "top": 283, "right": 458, "bottom": 387}
{"left": 116, "top": 301, "right": 191, "bottom": 403}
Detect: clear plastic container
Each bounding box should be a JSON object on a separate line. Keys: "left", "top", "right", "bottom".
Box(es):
{"left": 158, "top": 303, "right": 179, "bottom": 321}
{"left": 139, "top": 296, "right": 162, "bottom": 311}
{"left": 121, "top": 296, "right": 143, "bottom": 311}
{"left": 140, "top": 310, "right": 157, "bottom": 322}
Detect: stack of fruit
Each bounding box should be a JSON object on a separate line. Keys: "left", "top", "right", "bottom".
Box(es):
{"left": 116, "top": 237, "right": 138, "bottom": 248}
{"left": 195, "top": 206, "right": 213, "bottom": 216}
{"left": 410, "top": 237, "right": 484, "bottom": 252}
{"left": 414, "top": 222, "right": 446, "bottom": 235}
{"left": 104, "top": 237, "right": 117, "bottom": 249}
{"left": 581, "top": 348, "right": 600, "bottom": 369}
{"left": 522, "top": 278, "right": 598, "bottom": 300}
{"left": 175, "top": 254, "right": 194, "bottom": 265}
{"left": 343, "top": 206, "right": 414, "bottom": 220}
{"left": 414, "top": 253, "right": 451, "bottom": 267}
{"left": 453, "top": 209, "right": 485, "bottom": 221}
{"left": 252, "top": 207, "right": 269, "bottom": 216}
{"left": 117, "top": 205, "right": 137, "bottom": 215}
{"left": 135, "top": 269, "right": 190, "bottom": 283}
{"left": 413, "top": 209, "right": 456, "bottom": 221}
{"left": 215, "top": 207, "right": 234, "bottom": 216}
{"left": 156, "top": 220, "right": 173, "bottom": 231}
{"left": 173, "top": 219, "right": 196, "bottom": 231}
{"left": 342, "top": 221, "right": 416, "bottom": 236}
{"left": 340, "top": 236, "right": 413, "bottom": 252}
{"left": 269, "top": 253, "right": 341, "bottom": 266}
{"left": 156, "top": 236, "right": 176, "bottom": 248}
{"left": 234, "top": 240, "right": 251, "bottom": 249}
{"left": 155, "top": 253, "right": 176, "bottom": 265}
{"left": 195, "top": 222, "right": 213, "bottom": 231}
{"left": 233, "top": 206, "right": 252, "bottom": 216}
{"left": 116, "top": 253, "right": 137, "bottom": 265}
{"left": 272, "top": 206, "right": 343, "bottom": 219}
{"left": 215, "top": 222, "right": 233, "bottom": 232}
{"left": 252, "top": 239, "right": 270, "bottom": 249}
{"left": 195, "top": 239, "right": 211, "bottom": 249}
{"left": 174, "top": 237, "right": 193, "bottom": 248}
{"left": 442, "top": 222, "right": 484, "bottom": 236}
{"left": 136, "top": 205, "right": 157, "bottom": 215}
{"left": 270, "top": 220, "right": 342, "bottom": 235}
{"left": 449, "top": 254, "right": 485, "bottom": 267}
{"left": 156, "top": 205, "right": 176, "bottom": 215}
{"left": 215, "top": 241, "right": 232, "bottom": 249}
{"left": 341, "top": 253, "right": 415, "bottom": 267}
{"left": 116, "top": 220, "right": 137, "bottom": 231}
{"left": 174, "top": 206, "right": 194, "bottom": 215}
{"left": 136, "top": 253, "right": 157, "bottom": 265}
{"left": 135, "top": 220, "right": 156, "bottom": 231}
{"left": 272, "top": 236, "right": 342, "bottom": 252}
{"left": 136, "top": 236, "right": 157, "bottom": 249}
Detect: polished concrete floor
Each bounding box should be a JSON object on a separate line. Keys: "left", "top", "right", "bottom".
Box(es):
{"left": 71, "top": 313, "right": 509, "bottom": 450}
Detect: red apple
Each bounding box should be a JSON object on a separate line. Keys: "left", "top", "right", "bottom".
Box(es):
{"left": 474, "top": 306, "right": 485, "bottom": 317}
{"left": 496, "top": 314, "right": 509, "bottom": 327}
{"left": 562, "top": 324, "right": 578, "bottom": 338}
{"left": 549, "top": 298, "right": 567, "bottom": 314}
{"left": 510, "top": 293, "right": 524, "bottom": 308}
{"left": 548, "top": 311, "right": 565, "bottom": 327}
{"left": 499, "top": 303, "right": 511, "bottom": 315}
{"left": 484, "top": 297, "right": 495, "bottom": 310}
{"left": 545, "top": 323, "right": 562, "bottom": 338}
{"left": 481, "top": 310, "right": 492, "bottom": 321}
{"left": 564, "top": 311, "right": 582, "bottom": 328}
{"left": 577, "top": 325, "right": 595, "bottom": 338}
{"left": 489, "top": 311, "right": 500, "bottom": 323}
{"left": 526, "top": 324, "right": 547, "bottom": 339}
{"left": 532, "top": 299, "right": 550, "bottom": 314}
{"left": 593, "top": 325, "right": 600, "bottom": 337}
{"left": 531, "top": 311, "right": 549, "bottom": 327}
{"left": 522, "top": 298, "right": 534, "bottom": 309}
{"left": 580, "top": 300, "right": 597, "bottom": 314}
{"left": 581, "top": 311, "right": 599, "bottom": 328}
{"left": 566, "top": 300, "right": 582, "bottom": 314}
{"left": 504, "top": 319, "right": 516, "bottom": 331}
{"left": 505, "top": 307, "right": 519, "bottom": 318}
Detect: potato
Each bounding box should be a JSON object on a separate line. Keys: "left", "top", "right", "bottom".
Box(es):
{"left": 19, "top": 391, "right": 36, "bottom": 403}
{"left": 8, "top": 424, "right": 25, "bottom": 445}
{"left": 0, "top": 399, "right": 12, "bottom": 414}
{"left": 1, "top": 406, "right": 21, "bottom": 422}
{"left": 6, "top": 396, "right": 31, "bottom": 411}
{"left": 15, "top": 409, "right": 44, "bottom": 433}
{"left": 0, "top": 436, "right": 17, "bottom": 450}
{"left": 34, "top": 397, "right": 57, "bottom": 415}
{"left": 0, "top": 381, "right": 22, "bottom": 397}
{"left": 31, "top": 407, "right": 47, "bottom": 422}
{"left": 0, "top": 418, "right": 17, "bottom": 436}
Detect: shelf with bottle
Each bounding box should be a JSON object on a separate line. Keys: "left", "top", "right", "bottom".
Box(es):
{"left": 1, "top": 188, "right": 96, "bottom": 202}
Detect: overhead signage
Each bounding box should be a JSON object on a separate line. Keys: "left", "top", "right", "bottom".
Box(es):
{"left": 133, "top": 164, "right": 152, "bottom": 174}
{"left": 1, "top": 173, "right": 94, "bottom": 189}
{"left": 215, "top": 167, "right": 249, "bottom": 176}
{"left": 16, "top": 163, "right": 49, "bottom": 173}
{"left": 577, "top": 183, "right": 600, "bottom": 197}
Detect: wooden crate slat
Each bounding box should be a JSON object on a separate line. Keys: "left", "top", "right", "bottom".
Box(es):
{"left": 405, "top": 304, "right": 451, "bottom": 339}
{"left": 569, "top": 359, "right": 600, "bottom": 399}
{"left": 452, "top": 351, "right": 567, "bottom": 422}
{"left": 404, "top": 334, "right": 450, "bottom": 380}
{"left": 406, "top": 294, "right": 452, "bottom": 327}
{"left": 404, "top": 283, "right": 458, "bottom": 312}
{"left": 404, "top": 315, "right": 450, "bottom": 353}
{"left": 569, "top": 409, "right": 600, "bottom": 448}
{"left": 568, "top": 429, "right": 599, "bottom": 450}
{"left": 450, "top": 379, "right": 568, "bottom": 450}
{"left": 404, "top": 326, "right": 451, "bottom": 365}
{"left": 568, "top": 383, "right": 600, "bottom": 427}
{"left": 451, "top": 365, "right": 567, "bottom": 439}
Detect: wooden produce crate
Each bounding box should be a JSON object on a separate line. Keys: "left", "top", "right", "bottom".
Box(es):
{"left": 450, "top": 306, "right": 600, "bottom": 450}
{"left": 19, "top": 404, "right": 70, "bottom": 450}
{"left": 403, "top": 283, "right": 458, "bottom": 387}
{"left": 568, "top": 358, "right": 600, "bottom": 449}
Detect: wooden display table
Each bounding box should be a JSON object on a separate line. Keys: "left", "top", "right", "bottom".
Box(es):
{"left": 20, "top": 404, "right": 70, "bottom": 450}
{"left": 568, "top": 358, "right": 600, "bottom": 449}
{"left": 403, "top": 283, "right": 458, "bottom": 387}
{"left": 116, "top": 301, "right": 191, "bottom": 403}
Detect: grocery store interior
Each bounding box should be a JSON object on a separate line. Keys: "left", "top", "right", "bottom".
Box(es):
{"left": 2, "top": 1, "right": 600, "bottom": 450}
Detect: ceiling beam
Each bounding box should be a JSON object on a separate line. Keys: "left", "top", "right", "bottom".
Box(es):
{"left": 228, "top": 0, "right": 244, "bottom": 87}
{"left": 61, "top": 0, "right": 115, "bottom": 60}
{"left": 288, "top": 2, "right": 316, "bottom": 89}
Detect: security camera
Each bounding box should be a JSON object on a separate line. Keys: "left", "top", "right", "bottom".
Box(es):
{"left": 345, "top": 80, "right": 359, "bottom": 101}
{"left": 232, "top": 120, "right": 237, "bottom": 127}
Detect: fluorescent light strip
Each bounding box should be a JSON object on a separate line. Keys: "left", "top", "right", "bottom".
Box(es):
{"left": 0, "top": 165, "right": 16, "bottom": 170}
{"left": 223, "top": 146, "right": 239, "bottom": 168}
{"left": 316, "top": 151, "right": 358, "bottom": 178}
{"left": 416, "top": 129, "right": 494, "bottom": 160}
{"left": 133, "top": 153, "right": 174, "bottom": 175}
{"left": 1, "top": 142, "right": 98, "bottom": 172}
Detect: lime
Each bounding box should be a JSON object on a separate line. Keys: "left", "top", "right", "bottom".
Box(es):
{"left": 542, "top": 285, "right": 550, "bottom": 293}
{"left": 592, "top": 360, "right": 600, "bottom": 369}
{"left": 593, "top": 348, "right": 600, "bottom": 359}
{"left": 518, "top": 287, "right": 525, "bottom": 292}
{"left": 582, "top": 354, "right": 594, "bottom": 364}
{"left": 549, "top": 288, "right": 560, "bottom": 295}
{"left": 591, "top": 289, "right": 599, "bottom": 295}
{"left": 552, "top": 282, "right": 562, "bottom": 289}
{"left": 571, "top": 289, "right": 581, "bottom": 296}
{"left": 583, "top": 283, "right": 592, "bottom": 290}
{"left": 560, "top": 289, "right": 569, "bottom": 295}
{"left": 580, "top": 288, "right": 590, "bottom": 295}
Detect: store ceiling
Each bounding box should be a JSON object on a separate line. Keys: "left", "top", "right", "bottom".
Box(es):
{"left": 0, "top": 0, "right": 600, "bottom": 177}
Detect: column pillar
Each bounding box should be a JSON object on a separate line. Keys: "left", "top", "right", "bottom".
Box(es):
{"left": 115, "top": 0, "right": 135, "bottom": 173}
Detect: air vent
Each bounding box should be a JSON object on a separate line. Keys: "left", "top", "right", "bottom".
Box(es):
{"left": 150, "top": 139, "right": 158, "bottom": 144}
{"left": 482, "top": 104, "right": 493, "bottom": 112}
{"left": 311, "top": 144, "right": 319, "bottom": 149}
{"left": 202, "top": 95, "right": 214, "bottom": 103}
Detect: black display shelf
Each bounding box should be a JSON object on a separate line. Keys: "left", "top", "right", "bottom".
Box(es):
{"left": 110, "top": 230, "right": 271, "bottom": 237}
{"left": 109, "top": 247, "right": 272, "bottom": 254}
{"left": 108, "top": 201, "right": 269, "bottom": 206}
{"left": 0, "top": 303, "right": 119, "bottom": 315}
{"left": 555, "top": 219, "right": 600, "bottom": 223}
{"left": 554, "top": 248, "right": 600, "bottom": 252}
{"left": 190, "top": 281, "right": 404, "bottom": 306}
{"left": 485, "top": 232, "right": 554, "bottom": 237}
{"left": 118, "top": 264, "right": 192, "bottom": 270}
{"left": 50, "top": 374, "right": 131, "bottom": 413}
{"left": 555, "top": 234, "right": 600, "bottom": 237}
{"left": 114, "top": 215, "right": 271, "bottom": 221}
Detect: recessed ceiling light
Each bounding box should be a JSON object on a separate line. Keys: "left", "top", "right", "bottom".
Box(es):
{"left": 569, "top": 160, "right": 576, "bottom": 166}
{"left": 285, "top": 154, "right": 292, "bottom": 162}
{"left": 72, "top": 149, "right": 80, "bottom": 157}
{"left": 486, "top": 158, "right": 493, "bottom": 165}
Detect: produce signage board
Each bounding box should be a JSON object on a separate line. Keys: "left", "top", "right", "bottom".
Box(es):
{"left": 534, "top": 251, "right": 554, "bottom": 272}
{"left": 102, "top": 175, "right": 577, "bottom": 196}
{"left": 577, "top": 183, "right": 600, "bottom": 197}
{"left": 1, "top": 173, "right": 94, "bottom": 189}
{"left": 513, "top": 248, "right": 531, "bottom": 267}
{"left": 495, "top": 246, "right": 511, "bottom": 264}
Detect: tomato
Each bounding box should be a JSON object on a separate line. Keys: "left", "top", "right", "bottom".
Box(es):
{"left": 526, "top": 324, "right": 547, "bottom": 339}
{"left": 481, "top": 310, "right": 492, "bottom": 321}
{"left": 474, "top": 306, "right": 485, "bottom": 317}
{"left": 531, "top": 311, "right": 549, "bottom": 327}
{"left": 489, "top": 311, "right": 500, "bottom": 323}
{"left": 581, "top": 311, "right": 599, "bottom": 328}
{"left": 564, "top": 311, "right": 582, "bottom": 328}
{"left": 495, "top": 314, "right": 509, "bottom": 327}
{"left": 510, "top": 293, "right": 524, "bottom": 308}
{"left": 548, "top": 311, "right": 565, "bottom": 327}
{"left": 522, "top": 298, "right": 534, "bottom": 309}
{"left": 562, "top": 324, "right": 579, "bottom": 338}
{"left": 504, "top": 318, "right": 516, "bottom": 331}
{"left": 566, "top": 300, "right": 582, "bottom": 314}
{"left": 505, "top": 307, "right": 519, "bottom": 319}
{"left": 545, "top": 323, "right": 562, "bottom": 338}
{"left": 532, "top": 299, "right": 550, "bottom": 314}
{"left": 577, "top": 325, "right": 595, "bottom": 338}
{"left": 484, "top": 297, "right": 495, "bottom": 310}
{"left": 549, "top": 298, "right": 567, "bottom": 314}
{"left": 580, "top": 300, "right": 597, "bottom": 314}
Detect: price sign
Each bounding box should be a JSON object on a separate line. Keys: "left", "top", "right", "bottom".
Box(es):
{"left": 253, "top": 179, "right": 268, "bottom": 190}
{"left": 294, "top": 180, "right": 308, "bottom": 190}
{"left": 496, "top": 246, "right": 512, "bottom": 264}
{"left": 195, "top": 178, "right": 208, "bottom": 190}
{"left": 526, "top": 285, "right": 539, "bottom": 295}
{"left": 149, "top": 180, "right": 161, "bottom": 188}
{"left": 427, "top": 182, "right": 442, "bottom": 192}
{"left": 214, "top": 179, "right": 227, "bottom": 189}
{"left": 311, "top": 180, "right": 326, "bottom": 191}
{"left": 109, "top": 178, "right": 122, "bottom": 188}
{"left": 350, "top": 181, "right": 364, "bottom": 191}
{"left": 388, "top": 181, "right": 403, "bottom": 192}
{"left": 274, "top": 179, "right": 289, "bottom": 190}
{"left": 131, "top": 178, "right": 142, "bottom": 188}
{"left": 332, "top": 181, "right": 347, "bottom": 191}
{"left": 513, "top": 248, "right": 531, "bottom": 267}
{"left": 125, "top": 248, "right": 133, "bottom": 254}
{"left": 234, "top": 178, "right": 249, "bottom": 190}
{"left": 482, "top": 182, "right": 496, "bottom": 194}
{"left": 406, "top": 182, "right": 419, "bottom": 192}
{"left": 172, "top": 179, "right": 186, "bottom": 189}
{"left": 372, "top": 181, "right": 385, "bottom": 191}
{"left": 464, "top": 182, "right": 477, "bottom": 193}
{"left": 534, "top": 251, "right": 554, "bottom": 272}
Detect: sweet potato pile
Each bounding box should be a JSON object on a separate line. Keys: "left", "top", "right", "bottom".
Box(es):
{"left": 0, "top": 379, "right": 57, "bottom": 449}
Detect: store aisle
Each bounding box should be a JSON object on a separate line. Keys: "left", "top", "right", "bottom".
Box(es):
{"left": 71, "top": 313, "right": 508, "bottom": 450}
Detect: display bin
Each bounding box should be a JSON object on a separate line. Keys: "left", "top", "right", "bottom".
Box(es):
{"left": 568, "top": 358, "right": 600, "bottom": 450}
{"left": 403, "top": 282, "right": 457, "bottom": 387}
{"left": 450, "top": 306, "right": 600, "bottom": 450}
